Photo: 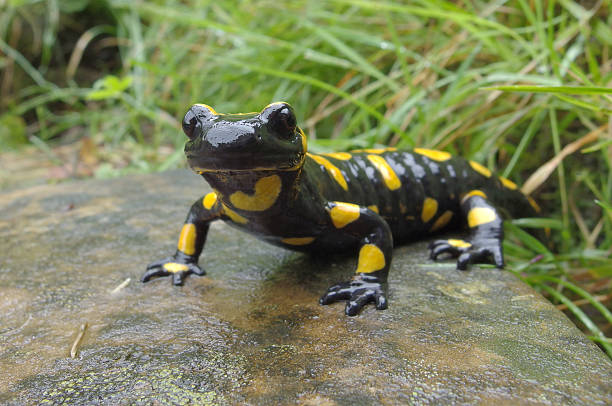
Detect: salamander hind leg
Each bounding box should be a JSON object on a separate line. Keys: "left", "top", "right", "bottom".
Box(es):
{"left": 319, "top": 202, "right": 393, "bottom": 316}
{"left": 429, "top": 190, "right": 504, "bottom": 270}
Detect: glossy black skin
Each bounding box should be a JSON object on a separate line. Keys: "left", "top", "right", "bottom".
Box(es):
{"left": 143, "top": 102, "right": 537, "bottom": 316}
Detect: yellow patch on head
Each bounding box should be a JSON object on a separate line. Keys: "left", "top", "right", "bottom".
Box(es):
{"left": 329, "top": 202, "right": 361, "bottom": 229}
{"left": 430, "top": 210, "right": 453, "bottom": 232}
{"left": 499, "top": 176, "right": 518, "bottom": 190}
{"left": 194, "top": 103, "right": 218, "bottom": 115}
{"left": 448, "top": 239, "right": 472, "bottom": 248}
{"left": 367, "top": 205, "right": 379, "bottom": 214}
{"left": 469, "top": 161, "right": 492, "bottom": 177}
{"left": 229, "top": 175, "right": 281, "bottom": 211}
{"left": 308, "top": 153, "right": 348, "bottom": 191}
{"left": 203, "top": 192, "right": 218, "bottom": 210}
{"left": 163, "top": 262, "right": 190, "bottom": 273}
{"left": 222, "top": 203, "right": 248, "bottom": 224}
{"left": 324, "top": 152, "right": 352, "bottom": 160}
{"left": 355, "top": 244, "right": 386, "bottom": 274}
{"left": 414, "top": 148, "right": 451, "bottom": 161}
{"left": 367, "top": 154, "right": 401, "bottom": 191}
{"left": 177, "top": 223, "right": 197, "bottom": 255}
{"left": 467, "top": 207, "right": 497, "bottom": 228}
{"left": 461, "top": 190, "right": 487, "bottom": 204}
{"left": 421, "top": 197, "right": 438, "bottom": 223}
{"left": 281, "top": 237, "right": 315, "bottom": 246}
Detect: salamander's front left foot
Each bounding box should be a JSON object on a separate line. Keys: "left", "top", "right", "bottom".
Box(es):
{"left": 142, "top": 256, "right": 205, "bottom": 286}
{"left": 429, "top": 237, "right": 504, "bottom": 270}
{"left": 319, "top": 274, "right": 388, "bottom": 316}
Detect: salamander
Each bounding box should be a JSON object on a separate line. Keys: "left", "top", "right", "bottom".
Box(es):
{"left": 143, "top": 102, "right": 540, "bottom": 316}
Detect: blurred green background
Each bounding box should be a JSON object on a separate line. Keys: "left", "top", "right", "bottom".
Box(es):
{"left": 1, "top": 0, "right": 611, "bottom": 357}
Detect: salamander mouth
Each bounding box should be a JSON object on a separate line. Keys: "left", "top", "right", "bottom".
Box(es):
{"left": 189, "top": 152, "right": 305, "bottom": 174}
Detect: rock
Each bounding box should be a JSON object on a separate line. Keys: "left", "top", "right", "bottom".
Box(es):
{"left": 1, "top": 170, "right": 610, "bottom": 405}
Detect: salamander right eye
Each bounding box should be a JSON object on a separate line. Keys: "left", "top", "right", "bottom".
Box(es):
{"left": 182, "top": 104, "right": 217, "bottom": 139}
{"left": 182, "top": 109, "right": 198, "bottom": 139}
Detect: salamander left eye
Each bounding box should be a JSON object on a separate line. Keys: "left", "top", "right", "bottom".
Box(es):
{"left": 275, "top": 107, "right": 297, "bottom": 135}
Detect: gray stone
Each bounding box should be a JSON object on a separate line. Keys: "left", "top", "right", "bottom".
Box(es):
{"left": 1, "top": 169, "right": 610, "bottom": 405}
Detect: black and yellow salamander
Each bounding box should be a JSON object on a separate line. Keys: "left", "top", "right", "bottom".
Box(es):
{"left": 143, "top": 102, "right": 540, "bottom": 316}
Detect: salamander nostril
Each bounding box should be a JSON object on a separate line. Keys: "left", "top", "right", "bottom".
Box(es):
{"left": 182, "top": 109, "right": 198, "bottom": 139}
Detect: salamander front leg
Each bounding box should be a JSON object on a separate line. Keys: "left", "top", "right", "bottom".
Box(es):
{"left": 319, "top": 202, "right": 393, "bottom": 316}
{"left": 143, "top": 192, "right": 222, "bottom": 285}
{"left": 429, "top": 190, "right": 504, "bottom": 270}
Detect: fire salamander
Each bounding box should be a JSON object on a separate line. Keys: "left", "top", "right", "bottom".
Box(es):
{"left": 143, "top": 102, "right": 540, "bottom": 316}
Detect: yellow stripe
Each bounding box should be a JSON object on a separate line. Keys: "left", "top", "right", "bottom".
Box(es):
{"left": 469, "top": 161, "right": 491, "bottom": 177}
{"left": 229, "top": 175, "right": 281, "bottom": 211}
{"left": 324, "top": 152, "right": 352, "bottom": 160}
{"left": 527, "top": 196, "right": 541, "bottom": 213}
{"left": 367, "top": 154, "right": 401, "bottom": 191}
{"left": 430, "top": 210, "right": 453, "bottom": 232}
{"left": 308, "top": 153, "right": 348, "bottom": 191}
{"left": 421, "top": 197, "right": 438, "bottom": 223}
{"left": 222, "top": 203, "right": 248, "bottom": 224}
{"left": 355, "top": 244, "right": 386, "bottom": 274}
{"left": 329, "top": 202, "right": 361, "bottom": 229}
{"left": 203, "top": 192, "right": 218, "bottom": 210}
{"left": 414, "top": 148, "right": 451, "bottom": 161}
{"left": 448, "top": 239, "right": 472, "bottom": 248}
{"left": 499, "top": 176, "right": 518, "bottom": 190}
{"left": 194, "top": 103, "right": 218, "bottom": 115}
{"left": 281, "top": 237, "right": 315, "bottom": 246}
{"left": 177, "top": 224, "right": 197, "bottom": 255}
{"left": 461, "top": 190, "right": 487, "bottom": 204}
{"left": 467, "top": 207, "right": 497, "bottom": 227}
{"left": 367, "top": 205, "right": 379, "bottom": 214}
{"left": 163, "top": 262, "right": 190, "bottom": 273}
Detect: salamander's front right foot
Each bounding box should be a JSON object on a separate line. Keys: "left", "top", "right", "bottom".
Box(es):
{"left": 142, "top": 256, "right": 205, "bottom": 286}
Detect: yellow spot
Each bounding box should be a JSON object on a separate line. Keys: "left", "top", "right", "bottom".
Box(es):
{"left": 222, "top": 203, "right": 248, "bottom": 224}
{"left": 281, "top": 237, "right": 315, "bottom": 246}
{"left": 461, "top": 190, "right": 487, "bottom": 204}
{"left": 203, "top": 192, "right": 218, "bottom": 210}
{"left": 499, "top": 176, "right": 518, "bottom": 190}
{"left": 469, "top": 161, "right": 492, "bottom": 177}
{"left": 194, "top": 103, "right": 218, "bottom": 115}
{"left": 324, "top": 152, "right": 352, "bottom": 160}
{"left": 414, "top": 148, "right": 451, "bottom": 161}
{"left": 308, "top": 153, "right": 348, "bottom": 191}
{"left": 229, "top": 175, "right": 281, "bottom": 211}
{"left": 430, "top": 210, "right": 453, "bottom": 232}
{"left": 367, "top": 154, "right": 401, "bottom": 191}
{"left": 527, "top": 196, "right": 541, "bottom": 213}
{"left": 329, "top": 202, "right": 361, "bottom": 229}
{"left": 163, "top": 262, "right": 190, "bottom": 273}
{"left": 467, "top": 207, "right": 497, "bottom": 228}
{"left": 367, "top": 205, "right": 379, "bottom": 214}
{"left": 448, "top": 239, "right": 472, "bottom": 248}
{"left": 355, "top": 244, "right": 386, "bottom": 274}
{"left": 421, "top": 197, "right": 438, "bottom": 223}
{"left": 177, "top": 224, "right": 197, "bottom": 255}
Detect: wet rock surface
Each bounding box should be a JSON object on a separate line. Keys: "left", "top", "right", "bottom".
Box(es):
{"left": 1, "top": 170, "right": 611, "bottom": 405}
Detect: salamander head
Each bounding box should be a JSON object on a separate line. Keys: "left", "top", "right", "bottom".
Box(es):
{"left": 182, "top": 102, "right": 307, "bottom": 173}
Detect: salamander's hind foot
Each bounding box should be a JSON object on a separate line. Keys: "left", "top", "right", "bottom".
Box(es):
{"left": 319, "top": 274, "right": 388, "bottom": 316}
{"left": 142, "top": 257, "right": 205, "bottom": 286}
{"left": 429, "top": 238, "right": 504, "bottom": 271}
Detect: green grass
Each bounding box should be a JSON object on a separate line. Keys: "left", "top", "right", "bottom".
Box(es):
{"left": 1, "top": 0, "right": 611, "bottom": 357}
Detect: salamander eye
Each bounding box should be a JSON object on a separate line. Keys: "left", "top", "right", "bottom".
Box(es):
{"left": 275, "top": 106, "right": 297, "bottom": 136}
{"left": 262, "top": 103, "right": 297, "bottom": 139}
{"left": 182, "top": 104, "right": 216, "bottom": 139}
